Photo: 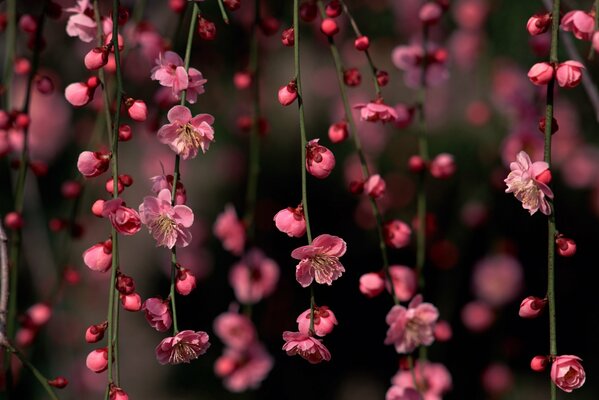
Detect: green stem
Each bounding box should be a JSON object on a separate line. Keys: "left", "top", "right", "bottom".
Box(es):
{"left": 170, "top": 249, "right": 180, "bottom": 334}
{"left": 216, "top": 0, "right": 230, "bottom": 24}
{"left": 1, "top": 0, "right": 16, "bottom": 109}
{"left": 2, "top": 342, "right": 59, "bottom": 400}
{"left": 309, "top": 286, "right": 315, "bottom": 335}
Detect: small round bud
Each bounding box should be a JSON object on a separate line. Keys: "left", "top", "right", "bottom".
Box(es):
{"left": 556, "top": 235, "right": 576, "bottom": 257}
{"left": 259, "top": 16, "right": 280, "bottom": 35}
{"left": 376, "top": 70, "right": 389, "bottom": 87}
{"left": 86, "top": 348, "right": 109, "bottom": 373}
{"left": 320, "top": 18, "right": 339, "bottom": 36}
{"left": 538, "top": 116, "right": 559, "bottom": 135}
{"left": 354, "top": 36, "right": 370, "bottom": 51}
{"left": 126, "top": 99, "right": 147, "bottom": 122}
{"left": 325, "top": 0, "right": 342, "bottom": 17}
{"left": 91, "top": 199, "right": 105, "bottom": 217}
{"left": 48, "top": 377, "right": 68, "bottom": 389}
{"left": 198, "top": 16, "right": 216, "bottom": 40}
{"left": 120, "top": 293, "right": 142, "bottom": 311}
{"left": 169, "top": 0, "right": 186, "bottom": 13}
{"left": 105, "top": 177, "right": 124, "bottom": 195}
{"left": 233, "top": 71, "right": 251, "bottom": 90}
{"left": 85, "top": 322, "right": 108, "bottom": 343}
{"left": 278, "top": 82, "right": 298, "bottom": 106}
{"left": 519, "top": 296, "right": 546, "bottom": 318}
{"left": 119, "top": 174, "right": 133, "bottom": 187}
{"left": 118, "top": 124, "right": 132, "bottom": 141}
{"left": 343, "top": 68, "right": 361, "bottom": 87}
{"left": 328, "top": 121, "right": 348, "bottom": 143}
{"left": 530, "top": 355, "right": 548, "bottom": 372}
{"left": 223, "top": 0, "right": 241, "bottom": 11}
{"left": 4, "top": 212, "right": 23, "bottom": 230}
{"left": 35, "top": 75, "right": 54, "bottom": 94}
{"left": 408, "top": 155, "right": 426, "bottom": 173}
{"left": 61, "top": 180, "right": 82, "bottom": 199}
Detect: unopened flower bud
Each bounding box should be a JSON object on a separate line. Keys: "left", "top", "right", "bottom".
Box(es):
{"left": 320, "top": 18, "right": 339, "bottom": 36}
{"left": 530, "top": 355, "right": 548, "bottom": 372}
{"left": 519, "top": 296, "right": 546, "bottom": 318}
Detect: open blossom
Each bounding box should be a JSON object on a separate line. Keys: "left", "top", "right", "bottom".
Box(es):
{"left": 102, "top": 199, "right": 142, "bottom": 236}
{"left": 142, "top": 297, "right": 172, "bottom": 332}
{"left": 214, "top": 204, "right": 246, "bottom": 256}
{"left": 139, "top": 188, "right": 194, "bottom": 249}
{"left": 155, "top": 330, "right": 210, "bottom": 365}
{"left": 560, "top": 10, "right": 595, "bottom": 41}
{"left": 296, "top": 306, "right": 337, "bottom": 337}
{"left": 354, "top": 101, "right": 398, "bottom": 123}
{"left": 551, "top": 355, "right": 585, "bottom": 392}
{"left": 229, "top": 248, "right": 279, "bottom": 304}
{"left": 385, "top": 295, "right": 439, "bottom": 353}
{"left": 215, "top": 343, "right": 273, "bottom": 392}
{"left": 391, "top": 361, "right": 452, "bottom": 400}
{"left": 65, "top": 0, "right": 97, "bottom": 43}
{"left": 151, "top": 52, "right": 207, "bottom": 102}
{"left": 504, "top": 151, "right": 554, "bottom": 215}
{"left": 157, "top": 105, "right": 215, "bottom": 160}
{"left": 291, "top": 234, "right": 346, "bottom": 287}
{"left": 281, "top": 331, "right": 331, "bottom": 364}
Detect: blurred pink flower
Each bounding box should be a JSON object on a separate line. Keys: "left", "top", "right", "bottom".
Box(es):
{"left": 359, "top": 272, "right": 385, "bottom": 298}
{"left": 155, "top": 330, "right": 210, "bottom": 365}
{"left": 472, "top": 254, "right": 523, "bottom": 307}
{"left": 392, "top": 361, "right": 452, "bottom": 400}
{"left": 560, "top": 10, "right": 595, "bottom": 40}
{"left": 551, "top": 355, "right": 585, "bottom": 392}
{"left": 215, "top": 343, "right": 273, "bottom": 392}
{"left": 482, "top": 363, "right": 514, "bottom": 395}
{"left": 142, "top": 297, "right": 172, "bottom": 332}
{"left": 354, "top": 102, "right": 398, "bottom": 123}
{"left": 364, "top": 174, "right": 386, "bottom": 198}
{"left": 281, "top": 331, "right": 331, "bottom": 364}
{"left": 504, "top": 151, "right": 553, "bottom": 215}
{"left": 291, "top": 234, "right": 346, "bottom": 287}
{"left": 296, "top": 305, "right": 338, "bottom": 337}
{"left": 384, "top": 220, "right": 412, "bottom": 249}
{"left": 214, "top": 204, "right": 246, "bottom": 256}
{"left": 387, "top": 265, "right": 417, "bottom": 302}
{"left": 102, "top": 199, "right": 142, "bottom": 236}
{"left": 213, "top": 312, "right": 256, "bottom": 350}
{"left": 139, "top": 188, "right": 194, "bottom": 248}
{"left": 65, "top": 0, "right": 97, "bottom": 43}
{"left": 461, "top": 300, "right": 494, "bottom": 332}
{"left": 385, "top": 386, "right": 420, "bottom": 400}
{"left": 157, "top": 105, "right": 215, "bottom": 160}
{"left": 385, "top": 295, "right": 439, "bottom": 353}
{"left": 229, "top": 248, "right": 279, "bottom": 304}
{"left": 391, "top": 44, "right": 449, "bottom": 88}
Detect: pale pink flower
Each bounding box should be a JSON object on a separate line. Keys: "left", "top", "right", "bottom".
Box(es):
{"left": 273, "top": 204, "right": 306, "bottom": 237}
{"left": 142, "top": 297, "right": 172, "bottom": 332}
{"left": 560, "top": 10, "right": 595, "bottom": 40}
{"left": 430, "top": 153, "right": 456, "bottom": 179}
{"left": 155, "top": 330, "right": 210, "bottom": 365}
{"left": 213, "top": 312, "right": 256, "bottom": 350}
{"left": 387, "top": 265, "right": 417, "bottom": 302}
{"left": 77, "top": 151, "right": 110, "bottom": 178}
{"left": 504, "top": 151, "right": 554, "bottom": 215}
{"left": 150, "top": 174, "right": 187, "bottom": 205}
{"left": 386, "top": 386, "right": 421, "bottom": 400}
{"left": 83, "top": 240, "right": 112, "bottom": 272}
{"left": 306, "top": 139, "right": 335, "bottom": 179}
{"left": 65, "top": 0, "right": 97, "bottom": 43}
{"left": 354, "top": 102, "right": 398, "bottom": 123}
{"left": 157, "top": 105, "right": 215, "bottom": 160}
{"left": 391, "top": 361, "right": 452, "bottom": 400}
{"left": 281, "top": 331, "right": 331, "bottom": 364}
{"left": 472, "top": 254, "right": 523, "bottom": 307}
{"left": 551, "top": 355, "right": 585, "bottom": 392}
{"left": 296, "top": 305, "right": 337, "bottom": 337}
{"left": 359, "top": 272, "right": 385, "bottom": 298}
{"left": 186, "top": 68, "right": 208, "bottom": 104}
{"left": 229, "top": 249, "right": 279, "bottom": 304}
{"left": 291, "top": 234, "right": 346, "bottom": 287}
{"left": 214, "top": 204, "right": 246, "bottom": 256}
{"left": 555, "top": 60, "right": 584, "bottom": 88}
{"left": 384, "top": 295, "right": 439, "bottom": 353}
{"left": 139, "top": 188, "right": 194, "bottom": 249}
{"left": 151, "top": 52, "right": 189, "bottom": 95}
{"left": 102, "top": 199, "right": 142, "bottom": 236}
{"left": 527, "top": 62, "right": 554, "bottom": 85}
{"left": 214, "top": 343, "right": 273, "bottom": 392}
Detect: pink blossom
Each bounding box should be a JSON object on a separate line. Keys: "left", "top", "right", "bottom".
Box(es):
{"left": 527, "top": 13, "right": 551, "bottom": 36}
{"left": 391, "top": 44, "right": 449, "bottom": 88}
{"left": 215, "top": 343, "right": 273, "bottom": 392}
{"left": 126, "top": 99, "right": 147, "bottom": 121}
{"left": 157, "top": 105, "right": 215, "bottom": 160}
{"left": 229, "top": 248, "right": 279, "bottom": 304}
{"left": 150, "top": 174, "right": 186, "bottom": 205}
{"left": 65, "top": 0, "right": 97, "bottom": 43}
{"left": 388, "top": 265, "right": 417, "bottom": 302}
{"left": 472, "top": 254, "right": 523, "bottom": 307}
{"left": 151, "top": 52, "right": 188, "bottom": 94}
{"left": 139, "top": 188, "right": 194, "bottom": 249}
{"left": 273, "top": 204, "right": 306, "bottom": 237}
{"left": 430, "top": 153, "right": 456, "bottom": 179}
{"left": 213, "top": 312, "right": 256, "bottom": 350}
{"left": 461, "top": 300, "right": 494, "bottom": 332}
{"left": 281, "top": 331, "right": 331, "bottom": 364}
{"left": 560, "top": 10, "right": 595, "bottom": 40}
{"left": 86, "top": 347, "right": 108, "bottom": 373}
{"left": 84, "top": 47, "right": 109, "bottom": 70}
{"left": 359, "top": 272, "right": 385, "bottom": 298}
{"left": 214, "top": 204, "right": 246, "bottom": 256}
{"left": 419, "top": 2, "right": 443, "bottom": 25}
{"left": 155, "top": 330, "right": 210, "bottom": 365}
{"left": 306, "top": 139, "right": 335, "bottom": 179}
{"left": 385, "top": 386, "right": 421, "bottom": 400}
{"left": 384, "top": 220, "right": 411, "bottom": 248}
{"left": 82, "top": 240, "right": 112, "bottom": 272}
{"left": 278, "top": 83, "right": 298, "bottom": 106}
{"left": 504, "top": 151, "right": 554, "bottom": 215}
{"left": 364, "top": 174, "right": 386, "bottom": 198}
{"left": 555, "top": 60, "right": 584, "bottom": 88}
{"left": 64, "top": 82, "right": 94, "bottom": 107}
{"left": 101, "top": 199, "right": 142, "bottom": 236}
{"left": 519, "top": 296, "right": 546, "bottom": 318}
{"left": 551, "top": 355, "right": 585, "bottom": 392}
{"left": 77, "top": 151, "right": 110, "bottom": 178}
{"left": 354, "top": 102, "right": 398, "bottom": 123}
{"left": 120, "top": 293, "right": 142, "bottom": 311}
{"left": 391, "top": 361, "right": 452, "bottom": 400}
{"left": 531, "top": 355, "right": 549, "bottom": 372}
{"left": 296, "top": 306, "right": 337, "bottom": 337}
{"left": 482, "top": 363, "right": 514, "bottom": 395}
{"left": 186, "top": 68, "right": 208, "bottom": 104}
{"left": 384, "top": 295, "right": 439, "bottom": 353}
{"left": 291, "top": 234, "right": 346, "bottom": 287}
{"left": 593, "top": 31, "right": 599, "bottom": 53}
{"left": 328, "top": 121, "right": 348, "bottom": 143}
{"left": 142, "top": 297, "right": 172, "bottom": 332}
{"left": 527, "top": 62, "right": 554, "bottom": 85}
{"left": 175, "top": 268, "right": 197, "bottom": 295}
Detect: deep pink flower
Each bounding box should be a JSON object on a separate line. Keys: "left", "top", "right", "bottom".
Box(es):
{"left": 77, "top": 151, "right": 110, "bottom": 177}
{"left": 560, "top": 10, "right": 595, "bottom": 40}
{"left": 359, "top": 272, "right": 385, "bottom": 298}
{"left": 65, "top": 0, "right": 97, "bottom": 43}
{"left": 385, "top": 295, "right": 439, "bottom": 353}
{"left": 296, "top": 305, "right": 337, "bottom": 337}
{"left": 186, "top": 68, "right": 208, "bottom": 104}
{"left": 214, "top": 343, "right": 273, "bottom": 392}
{"left": 139, "top": 188, "right": 194, "bottom": 248}
{"left": 213, "top": 312, "right": 256, "bottom": 350}
{"left": 551, "top": 355, "right": 585, "bottom": 392}
{"left": 82, "top": 240, "right": 112, "bottom": 272}
{"left": 384, "top": 220, "right": 411, "bottom": 248}
{"left": 385, "top": 386, "right": 421, "bottom": 400}
{"left": 142, "top": 297, "right": 172, "bottom": 332}
{"left": 157, "top": 105, "right": 215, "bottom": 160}
{"left": 291, "top": 234, "right": 346, "bottom": 287}
{"left": 504, "top": 151, "right": 554, "bottom": 215}
{"left": 391, "top": 361, "right": 452, "bottom": 400}
{"left": 354, "top": 102, "right": 398, "bottom": 123}
{"left": 229, "top": 248, "right": 279, "bottom": 304}
{"left": 555, "top": 60, "right": 585, "bottom": 88}
{"left": 155, "top": 330, "right": 210, "bottom": 365}
{"left": 387, "top": 265, "right": 417, "bottom": 302}
{"left": 281, "top": 331, "right": 331, "bottom": 364}
{"left": 214, "top": 204, "right": 246, "bottom": 256}
{"left": 527, "top": 62, "right": 554, "bottom": 85}
{"left": 102, "top": 199, "right": 142, "bottom": 236}
{"left": 306, "top": 139, "right": 335, "bottom": 179}
{"left": 273, "top": 204, "right": 306, "bottom": 237}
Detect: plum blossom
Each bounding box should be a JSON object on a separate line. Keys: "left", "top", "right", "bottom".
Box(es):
{"left": 281, "top": 331, "right": 331, "bottom": 364}
{"left": 65, "top": 0, "right": 97, "bottom": 43}
{"left": 560, "top": 10, "right": 595, "bottom": 41}
{"left": 472, "top": 254, "right": 523, "bottom": 307}
{"left": 391, "top": 361, "right": 452, "bottom": 400}
{"left": 157, "top": 105, "right": 215, "bottom": 160}
{"left": 142, "top": 297, "right": 172, "bottom": 332}
{"left": 214, "top": 204, "right": 246, "bottom": 256}
{"left": 291, "top": 234, "right": 346, "bottom": 287}
{"left": 214, "top": 343, "right": 273, "bottom": 392}
{"left": 213, "top": 312, "right": 256, "bottom": 350}
{"left": 273, "top": 204, "right": 306, "bottom": 237}
{"left": 391, "top": 43, "right": 449, "bottom": 88}
{"left": 551, "top": 355, "right": 585, "bottom": 392}
{"left": 296, "top": 306, "right": 337, "bottom": 337}
{"left": 102, "top": 199, "right": 141, "bottom": 236}
{"left": 385, "top": 295, "right": 439, "bottom": 353}
{"left": 155, "top": 330, "right": 210, "bottom": 365}
{"left": 139, "top": 188, "right": 194, "bottom": 248}
{"left": 385, "top": 386, "right": 420, "bottom": 400}
{"left": 504, "top": 151, "right": 554, "bottom": 215}
{"left": 151, "top": 52, "right": 207, "bottom": 102}
{"left": 229, "top": 249, "right": 279, "bottom": 304}
{"left": 354, "top": 101, "right": 398, "bottom": 123}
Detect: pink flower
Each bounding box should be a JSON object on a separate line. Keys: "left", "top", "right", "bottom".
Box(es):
{"left": 388, "top": 265, "right": 417, "bottom": 302}
{"left": 155, "top": 330, "right": 210, "bottom": 365}
{"left": 86, "top": 347, "right": 108, "bottom": 373}
{"left": 519, "top": 296, "right": 546, "bottom": 318}
{"left": 157, "top": 105, "right": 215, "bottom": 160}
{"left": 214, "top": 204, "right": 246, "bottom": 256}
{"left": 527, "top": 13, "right": 551, "bottom": 36}
{"left": 384, "top": 220, "right": 411, "bottom": 248}
{"left": 278, "top": 83, "right": 298, "bottom": 106}
{"left": 359, "top": 272, "right": 385, "bottom": 298}
{"left": 186, "top": 68, "right": 208, "bottom": 104}
{"left": 472, "top": 254, "right": 523, "bottom": 307}
{"left": 482, "top": 363, "right": 514, "bottom": 395}
{"left": 551, "top": 355, "right": 585, "bottom": 392}
{"left": 126, "top": 99, "right": 147, "bottom": 122}
{"left": 430, "top": 153, "right": 456, "bottom": 179}
{"left": 391, "top": 361, "right": 452, "bottom": 400}
{"left": 142, "top": 297, "right": 172, "bottom": 332}
{"left": 102, "top": 199, "right": 142, "bottom": 236}
{"left": 176, "top": 268, "right": 197, "bottom": 295}
{"left": 281, "top": 331, "right": 331, "bottom": 364}
{"left": 65, "top": 81, "right": 96, "bottom": 107}
{"left": 560, "top": 10, "right": 595, "bottom": 40}
{"left": 65, "top": 0, "right": 97, "bottom": 43}
{"left": 555, "top": 60, "right": 585, "bottom": 88}
{"left": 364, "top": 174, "right": 386, "bottom": 198}
{"left": 273, "top": 204, "right": 306, "bottom": 237}
{"left": 150, "top": 174, "right": 187, "bottom": 205}
{"left": 214, "top": 343, "right": 273, "bottom": 392}
{"left": 527, "top": 62, "right": 554, "bottom": 85}
{"left": 504, "top": 151, "right": 554, "bottom": 215}
{"left": 385, "top": 386, "right": 421, "bottom": 400}
{"left": 120, "top": 293, "right": 142, "bottom": 311}
{"left": 151, "top": 52, "right": 189, "bottom": 94}
{"left": 461, "top": 301, "right": 494, "bottom": 332}
{"left": 139, "top": 188, "right": 194, "bottom": 248}
{"left": 419, "top": 2, "right": 443, "bottom": 25}
{"left": 77, "top": 151, "right": 110, "bottom": 178}
{"left": 384, "top": 295, "right": 439, "bottom": 353}
{"left": 291, "top": 234, "right": 346, "bottom": 287}
{"left": 306, "top": 139, "right": 335, "bottom": 179}
{"left": 82, "top": 240, "right": 112, "bottom": 272}
{"left": 229, "top": 248, "right": 279, "bottom": 304}
{"left": 328, "top": 121, "right": 348, "bottom": 143}
{"left": 296, "top": 306, "right": 338, "bottom": 337}
{"left": 213, "top": 312, "right": 256, "bottom": 350}
{"left": 391, "top": 44, "right": 449, "bottom": 88}
{"left": 354, "top": 102, "right": 398, "bottom": 123}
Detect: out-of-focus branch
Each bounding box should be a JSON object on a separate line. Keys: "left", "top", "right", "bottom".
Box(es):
{"left": 0, "top": 221, "right": 8, "bottom": 341}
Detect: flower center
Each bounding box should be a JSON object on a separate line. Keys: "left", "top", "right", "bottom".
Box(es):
{"left": 311, "top": 255, "right": 338, "bottom": 273}
{"left": 177, "top": 123, "right": 201, "bottom": 150}
{"left": 154, "top": 214, "right": 177, "bottom": 237}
